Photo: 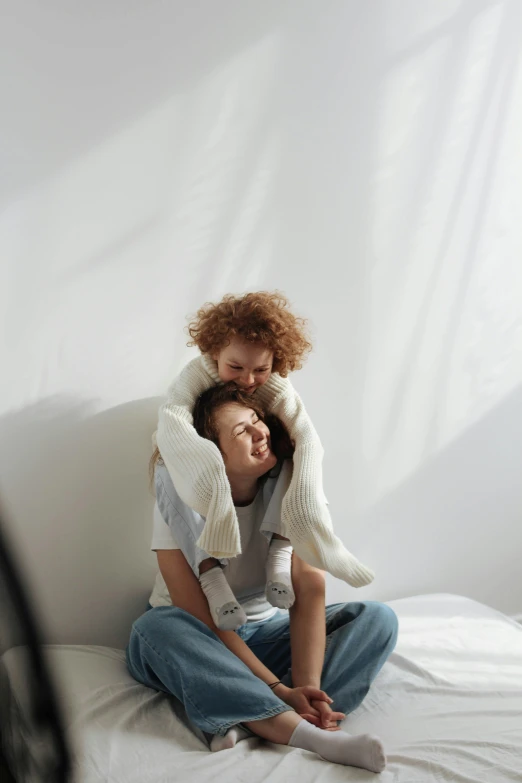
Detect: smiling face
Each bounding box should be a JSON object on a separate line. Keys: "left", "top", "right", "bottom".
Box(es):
{"left": 215, "top": 402, "right": 278, "bottom": 481}
{"left": 213, "top": 337, "right": 273, "bottom": 393}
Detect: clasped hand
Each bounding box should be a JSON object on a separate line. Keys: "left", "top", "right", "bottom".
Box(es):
{"left": 281, "top": 685, "right": 345, "bottom": 731}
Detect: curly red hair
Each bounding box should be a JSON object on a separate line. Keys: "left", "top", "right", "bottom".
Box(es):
{"left": 186, "top": 291, "right": 312, "bottom": 377}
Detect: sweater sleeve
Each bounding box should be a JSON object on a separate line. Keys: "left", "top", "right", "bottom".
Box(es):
{"left": 155, "top": 357, "right": 241, "bottom": 558}
{"left": 255, "top": 373, "right": 328, "bottom": 527}
{"left": 255, "top": 373, "right": 323, "bottom": 451}
{"left": 256, "top": 375, "right": 375, "bottom": 587}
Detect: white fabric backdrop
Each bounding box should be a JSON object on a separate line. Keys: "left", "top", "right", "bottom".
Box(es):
{"left": 1, "top": 0, "right": 521, "bottom": 647}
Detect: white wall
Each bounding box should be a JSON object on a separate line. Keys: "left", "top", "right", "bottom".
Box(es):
{"left": 1, "top": 0, "right": 521, "bottom": 648}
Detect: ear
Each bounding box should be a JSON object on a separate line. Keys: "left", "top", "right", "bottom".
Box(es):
{"left": 211, "top": 343, "right": 227, "bottom": 362}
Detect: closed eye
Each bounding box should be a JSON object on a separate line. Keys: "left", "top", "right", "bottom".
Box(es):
{"left": 228, "top": 365, "right": 269, "bottom": 372}
{"left": 234, "top": 413, "right": 260, "bottom": 437}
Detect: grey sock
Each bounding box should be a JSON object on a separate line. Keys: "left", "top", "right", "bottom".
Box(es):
{"left": 199, "top": 566, "right": 247, "bottom": 631}
{"left": 266, "top": 539, "right": 295, "bottom": 609}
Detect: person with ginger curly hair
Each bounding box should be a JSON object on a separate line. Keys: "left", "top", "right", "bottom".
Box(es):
{"left": 153, "top": 291, "right": 374, "bottom": 633}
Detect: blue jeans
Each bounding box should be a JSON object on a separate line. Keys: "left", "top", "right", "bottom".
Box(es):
{"left": 126, "top": 600, "right": 398, "bottom": 737}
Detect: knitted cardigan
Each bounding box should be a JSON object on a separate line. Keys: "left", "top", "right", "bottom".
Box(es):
{"left": 156, "top": 354, "right": 374, "bottom": 587}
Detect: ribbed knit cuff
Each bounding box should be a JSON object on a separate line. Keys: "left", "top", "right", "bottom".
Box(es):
{"left": 200, "top": 353, "right": 222, "bottom": 384}
{"left": 255, "top": 373, "right": 289, "bottom": 410}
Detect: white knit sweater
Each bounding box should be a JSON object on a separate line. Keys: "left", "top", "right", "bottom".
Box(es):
{"left": 156, "top": 354, "right": 374, "bottom": 587}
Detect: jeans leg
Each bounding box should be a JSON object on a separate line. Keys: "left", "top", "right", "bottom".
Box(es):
{"left": 125, "top": 606, "right": 293, "bottom": 737}
{"left": 320, "top": 601, "right": 398, "bottom": 715}
{"left": 238, "top": 610, "right": 294, "bottom": 682}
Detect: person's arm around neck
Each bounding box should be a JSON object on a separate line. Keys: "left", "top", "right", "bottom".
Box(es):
{"left": 156, "top": 357, "right": 241, "bottom": 558}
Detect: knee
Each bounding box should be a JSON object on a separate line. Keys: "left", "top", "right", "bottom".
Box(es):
{"left": 364, "top": 602, "right": 398, "bottom": 652}
{"left": 131, "top": 605, "right": 198, "bottom": 642}
{"left": 129, "top": 606, "right": 194, "bottom": 659}
{"left": 127, "top": 607, "right": 200, "bottom": 677}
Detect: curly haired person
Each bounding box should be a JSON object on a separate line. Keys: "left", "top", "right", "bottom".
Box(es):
{"left": 153, "top": 291, "right": 375, "bottom": 631}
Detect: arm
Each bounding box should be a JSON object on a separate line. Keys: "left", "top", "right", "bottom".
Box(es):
{"left": 289, "top": 554, "right": 345, "bottom": 729}
{"left": 256, "top": 375, "right": 329, "bottom": 525}
{"left": 156, "top": 358, "right": 240, "bottom": 557}
{"left": 257, "top": 377, "right": 374, "bottom": 586}
{"left": 289, "top": 554, "right": 327, "bottom": 689}
{"left": 255, "top": 374, "right": 321, "bottom": 449}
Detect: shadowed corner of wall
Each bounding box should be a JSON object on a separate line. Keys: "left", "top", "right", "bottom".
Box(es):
{"left": 0, "top": 395, "right": 165, "bottom": 648}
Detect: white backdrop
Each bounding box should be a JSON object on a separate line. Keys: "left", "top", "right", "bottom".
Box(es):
{"left": 1, "top": 0, "right": 521, "bottom": 648}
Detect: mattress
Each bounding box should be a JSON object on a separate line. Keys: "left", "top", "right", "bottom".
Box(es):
{"left": 5, "top": 593, "right": 522, "bottom": 782}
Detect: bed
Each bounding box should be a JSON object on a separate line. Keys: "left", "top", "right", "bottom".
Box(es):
{"left": 5, "top": 593, "right": 522, "bottom": 782}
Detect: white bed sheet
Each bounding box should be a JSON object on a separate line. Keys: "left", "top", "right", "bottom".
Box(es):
{"left": 14, "top": 594, "right": 522, "bottom": 782}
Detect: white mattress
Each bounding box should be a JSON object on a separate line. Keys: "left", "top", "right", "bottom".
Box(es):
{"left": 8, "top": 593, "right": 522, "bottom": 782}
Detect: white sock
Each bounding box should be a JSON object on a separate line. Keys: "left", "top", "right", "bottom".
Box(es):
{"left": 266, "top": 538, "right": 295, "bottom": 609}
{"left": 209, "top": 726, "right": 250, "bottom": 752}
{"left": 288, "top": 720, "right": 386, "bottom": 773}
{"left": 199, "top": 566, "right": 247, "bottom": 631}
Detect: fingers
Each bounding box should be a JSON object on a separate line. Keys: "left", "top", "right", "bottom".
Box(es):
{"left": 314, "top": 702, "right": 330, "bottom": 724}
{"left": 315, "top": 704, "right": 345, "bottom": 722}
{"left": 314, "top": 701, "right": 344, "bottom": 722}
{"left": 303, "top": 715, "right": 341, "bottom": 730}
{"left": 318, "top": 715, "right": 343, "bottom": 730}
{"left": 312, "top": 701, "right": 345, "bottom": 728}
{"left": 300, "top": 702, "right": 320, "bottom": 717}
{"left": 303, "top": 687, "right": 333, "bottom": 704}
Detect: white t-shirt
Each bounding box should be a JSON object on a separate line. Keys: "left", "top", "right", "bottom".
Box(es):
{"left": 149, "top": 491, "right": 279, "bottom": 623}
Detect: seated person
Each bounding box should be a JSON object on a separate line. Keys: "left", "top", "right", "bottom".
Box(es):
{"left": 127, "top": 384, "right": 398, "bottom": 773}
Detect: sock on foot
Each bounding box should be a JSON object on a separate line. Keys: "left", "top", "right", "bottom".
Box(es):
{"left": 209, "top": 726, "right": 250, "bottom": 752}
{"left": 288, "top": 719, "right": 386, "bottom": 773}
{"left": 266, "top": 538, "right": 295, "bottom": 609}
{"left": 199, "top": 566, "right": 247, "bottom": 631}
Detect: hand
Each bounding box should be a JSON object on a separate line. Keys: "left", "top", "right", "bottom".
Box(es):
{"left": 277, "top": 685, "right": 333, "bottom": 718}
{"left": 304, "top": 697, "right": 345, "bottom": 731}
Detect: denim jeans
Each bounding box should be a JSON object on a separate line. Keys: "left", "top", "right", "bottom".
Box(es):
{"left": 126, "top": 600, "right": 398, "bottom": 737}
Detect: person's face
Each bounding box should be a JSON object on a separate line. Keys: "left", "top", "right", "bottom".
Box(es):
{"left": 213, "top": 337, "right": 273, "bottom": 393}
{"left": 216, "top": 403, "right": 277, "bottom": 479}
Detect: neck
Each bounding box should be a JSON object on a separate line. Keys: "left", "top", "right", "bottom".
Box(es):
{"left": 228, "top": 474, "right": 259, "bottom": 506}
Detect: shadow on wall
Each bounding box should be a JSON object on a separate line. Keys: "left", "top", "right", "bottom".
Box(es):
{"left": 1, "top": 385, "right": 521, "bottom": 650}
{"left": 334, "top": 384, "right": 522, "bottom": 617}
{"left": 0, "top": 396, "right": 163, "bottom": 648}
